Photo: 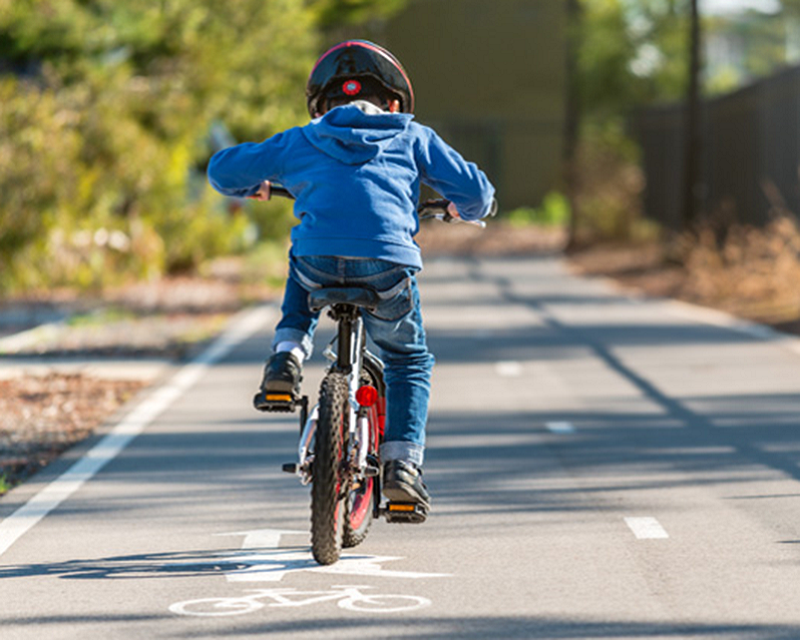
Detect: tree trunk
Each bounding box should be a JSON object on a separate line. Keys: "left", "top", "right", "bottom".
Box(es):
{"left": 682, "top": 0, "right": 702, "bottom": 230}
{"left": 564, "top": 0, "right": 582, "bottom": 250}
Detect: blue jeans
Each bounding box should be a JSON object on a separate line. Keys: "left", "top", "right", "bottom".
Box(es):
{"left": 273, "top": 254, "right": 434, "bottom": 467}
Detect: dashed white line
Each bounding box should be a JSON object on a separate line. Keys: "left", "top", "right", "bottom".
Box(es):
{"left": 0, "top": 305, "right": 274, "bottom": 558}
{"left": 495, "top": 361, "right": 523, "bottom": 377}
{"left": 546, "top": 421, "right": 576, "bottom": 434}
{"left": 624, "top": 516, "right": 669, "bottom": 539}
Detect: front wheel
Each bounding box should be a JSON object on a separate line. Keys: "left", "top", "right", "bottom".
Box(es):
{"left": 310, "top": 372, "right": 348, "bottom": 565}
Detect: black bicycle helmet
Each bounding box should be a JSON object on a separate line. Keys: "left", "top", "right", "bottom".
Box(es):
{"left": 306, "top": 40, "right": 415, "bottom": 117}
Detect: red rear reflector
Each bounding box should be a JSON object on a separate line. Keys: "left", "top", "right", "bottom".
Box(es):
{"left": 356, "top": 385, "right": 378, "bottom": 407}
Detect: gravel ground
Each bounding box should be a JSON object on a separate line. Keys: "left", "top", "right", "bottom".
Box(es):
{"left": 0, "top": 374, "right": 146, "bottom": 491}
{"left": 0, "top": 270, "right": 281, "bottom": 495}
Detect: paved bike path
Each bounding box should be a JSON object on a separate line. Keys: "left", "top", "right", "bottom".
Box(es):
{"left": 3, "top": 255, "right": 800, "bottom": 638}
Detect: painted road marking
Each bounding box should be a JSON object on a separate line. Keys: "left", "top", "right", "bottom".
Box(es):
{"left": 198, "top": 529, "right": 450, "bottom": 583}
{"left": 546, "top": 421, "right": 576, "bottom": 434}
{"left": 0, "top": 305, "right": 275, "bottom": 558}
{"left": 624, "top": 517, "right": 669, "bottom": 539}
{"left": 170, "top": 585, "right": 431, "bottom": 616}
{"left": 668, "top": 300, "right": 800, "bottom": 357}
{"left": 495, "top": 361, "right": 523, "bottom": 377}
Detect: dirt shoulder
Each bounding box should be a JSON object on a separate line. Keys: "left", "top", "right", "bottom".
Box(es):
{"left": 0, "top": 268, "right": 281, "bottom": 495}
{"left": 568, "top": 240, "right": 800, "bottom": 337}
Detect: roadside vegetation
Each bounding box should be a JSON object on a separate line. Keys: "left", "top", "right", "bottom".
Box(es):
{"left": 0, "top": 0, "right": 405, "bottom": 294}
{"left": 560, "top": 1, "right": 800, "bottom": 332}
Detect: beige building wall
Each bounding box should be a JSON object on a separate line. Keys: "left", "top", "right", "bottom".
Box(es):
{"left": 383, "top": 0, "right": 566, "bottom": 210}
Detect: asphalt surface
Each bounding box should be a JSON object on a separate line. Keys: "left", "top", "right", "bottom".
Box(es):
{"left": 3, "top": 255, "right": 800, "bottom": 639}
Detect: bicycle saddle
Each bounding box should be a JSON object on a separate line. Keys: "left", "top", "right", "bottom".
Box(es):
{"left": 308, "top": 287, "right": 380, "bottom": 312}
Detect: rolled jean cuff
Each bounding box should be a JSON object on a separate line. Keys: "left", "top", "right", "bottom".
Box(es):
{"left": 380, "top": 440, "right": 424, "bottom": 467}
{"left": 272, "top": 328, "right": 314, "bottom": 360}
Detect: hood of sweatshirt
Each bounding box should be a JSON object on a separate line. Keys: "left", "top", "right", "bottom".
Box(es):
{"left": 301, "top": 102, "right": 414, "bottom": 165}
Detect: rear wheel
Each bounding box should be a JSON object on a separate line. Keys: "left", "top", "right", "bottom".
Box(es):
{"left": 310, "top": 373, "right": 348, "bottom": 565}
{"left": 342, "top": 367, "right": 383, "bottom": 548}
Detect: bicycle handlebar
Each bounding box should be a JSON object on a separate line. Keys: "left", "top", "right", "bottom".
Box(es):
{"left": 264, "top": 184, "right": 486, "bottom": 228}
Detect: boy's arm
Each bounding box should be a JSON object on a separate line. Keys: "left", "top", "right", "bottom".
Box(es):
{"left": 207, "top": 130, "right": 292, "bottom": 198}
{"left": 416, "top": 127, "right": 496, "bottom": 221}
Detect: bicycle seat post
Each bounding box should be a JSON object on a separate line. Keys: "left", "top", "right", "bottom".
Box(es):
{"left": 329, "top": 304, "right": 358, "bottom": 373}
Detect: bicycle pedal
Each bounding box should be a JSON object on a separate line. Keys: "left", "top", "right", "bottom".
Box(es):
{"left": 254, "top": 392, "right": 299, "bottom": 413}
{"left": 382, "top": 502, "right": 428, "bottom": 524}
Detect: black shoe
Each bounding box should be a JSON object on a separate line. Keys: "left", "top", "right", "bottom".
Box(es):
{"left": 253, "top": 352, "right": 302, "bottom": 409}
{"left": 382, "top": 460, "right": 431, "bottom": 508}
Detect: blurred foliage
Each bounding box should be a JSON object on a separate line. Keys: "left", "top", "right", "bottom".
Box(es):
{"left": 579, "top": 1, "right": 800, "bottom": 114}
{"left": 506, "top": 192, "right": 571, "bottom": 228}
{"left": 568, "top": 0, "right": 683, "bottom": 243}
{"left": 704, "top": 2, "right": 800, "bottom": 95}
{"left": 571, "top": 119, "right": 659, "bottom": 245}
{"left": 578, "top": 0, "right": 688, "bottom": 119}
{"left": 572, "top": 1, "right": 800, "bottom": 244}
{"left": 0, "top": 0, "right": 404, "bottom": 293}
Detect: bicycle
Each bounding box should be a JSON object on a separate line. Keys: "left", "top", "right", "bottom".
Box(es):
{"left": 255, "top": 186, "right": 484, "bottom": 565}
{"left": 169, "top": 585, "right": 430, "bottom": 616}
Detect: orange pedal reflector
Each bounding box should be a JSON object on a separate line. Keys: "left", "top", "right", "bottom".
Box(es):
{"left": 266, "top": 394, "right": 292, "bottom": 402}
{"left": 388, "top": 504, "right": 415, "bottom": 512}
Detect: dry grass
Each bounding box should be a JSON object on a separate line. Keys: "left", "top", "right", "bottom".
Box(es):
{"left": 570, "top": 215, "right": 800, "bottom": 331}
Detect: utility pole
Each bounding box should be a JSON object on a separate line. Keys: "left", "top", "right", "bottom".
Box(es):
{"left": 682, "top": 0, "right": 703, "bottom": 230}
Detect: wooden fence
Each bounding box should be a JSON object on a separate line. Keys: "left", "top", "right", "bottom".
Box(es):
{"left": 631, "top": 65, "right": 800, "bottom": 230}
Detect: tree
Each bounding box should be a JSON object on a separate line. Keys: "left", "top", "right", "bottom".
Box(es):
{"left": 565, "top": 0, "right": 582, "bottom": 249}
{"left": 0, "top": 0, "right": 406, "bottom": 291}
{"left": 683, "top": 0, "right": 702, "bottom": 230}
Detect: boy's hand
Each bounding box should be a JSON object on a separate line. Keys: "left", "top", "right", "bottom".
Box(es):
{"left": 446, "top": 201, "right": 461, "bottom": 218}
{"left": 248, "top": 180, "right": 271, "bottom": 201}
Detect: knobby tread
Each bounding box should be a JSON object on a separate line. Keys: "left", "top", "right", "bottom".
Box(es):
{"left": 310, "top": 372, "right": 348, "bottom": 565}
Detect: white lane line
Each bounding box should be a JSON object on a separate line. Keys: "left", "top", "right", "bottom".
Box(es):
{"left": 495, "top": 361, "right": 523, "bottom": 377}
{"left": 0, "top": 305, "right": 274, "bottom": 558}
{"left": 0, "top": 320, "right": 67, "bottom": 355}
{"left": 668, "top": 300, "right": 800, "bottom": 357}
{"left": 624, "top": 516, "right": 669, "bottom": 539}
{"left": 546, "top": 421, "right": 576, "bottom": 434}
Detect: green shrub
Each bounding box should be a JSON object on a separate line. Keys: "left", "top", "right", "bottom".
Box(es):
{"left": 506, "top": 191, "right": 571, "bottom": 227}
{"left": 0, "top": 0, "right": 405, "bottom": 292}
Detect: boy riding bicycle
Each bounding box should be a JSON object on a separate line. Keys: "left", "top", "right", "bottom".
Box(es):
{"left": 207, "top": 40, "right": 496, "bottom": 513}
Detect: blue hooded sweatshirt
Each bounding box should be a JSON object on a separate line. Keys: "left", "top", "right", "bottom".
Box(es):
{"left": 207, "top": 103, "right": 496, "bottom": 269}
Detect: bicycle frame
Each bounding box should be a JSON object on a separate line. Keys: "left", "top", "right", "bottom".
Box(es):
{"left": 291, "top": 304, "right": 376, "bottom": 486}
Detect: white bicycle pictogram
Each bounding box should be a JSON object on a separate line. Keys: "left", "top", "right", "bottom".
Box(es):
{"left": 169, "top": 585, "right": 431, "bottom": 616}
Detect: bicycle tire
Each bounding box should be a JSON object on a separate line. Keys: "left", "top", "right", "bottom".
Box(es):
{"left": 169, "top": 596, "right": 263, "bottom": 617}
{"left": 311, "top": 372, "right": 348, "bottom": 565}
{"left": 339, "top": 593, "right": 431, "bottom": 613}
{"left": 342, "top": 366, "right": 383, "bottom": 548}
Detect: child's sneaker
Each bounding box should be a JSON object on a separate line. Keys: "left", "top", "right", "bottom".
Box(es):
{"left": 253, "top": 352, "right": 303, "bottom": 409}
{"left": 382, "top": 460, "right": 431, "bottom": 508}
